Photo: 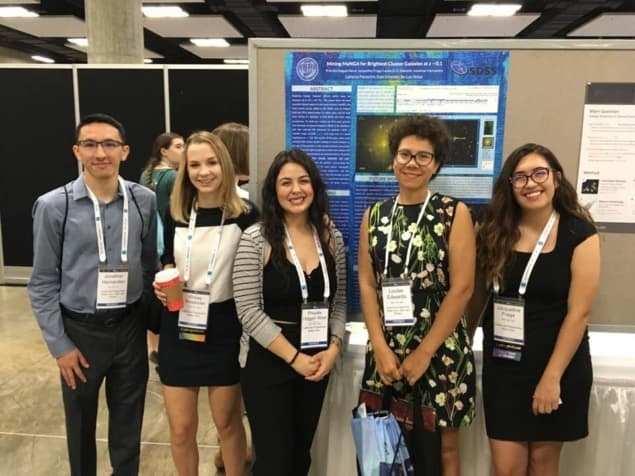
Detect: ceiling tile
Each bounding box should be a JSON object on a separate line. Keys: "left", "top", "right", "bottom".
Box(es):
{"left": 180, "top": 44, "right": 247, "bottom": 59}
{"left": 143, "top": 15, "right": 242, "bottom": 38}
{"left": 568, "top": 13, "right": 635, "bottom": 37}
{"left": 0, "top": 0, "right": 39, "bottom": 4}
{"left": 278, "top": 15, "right": 377, "bottom": 38}
{"left": 0, "top": 15, "right": 85, "bottom": 37}
{"left": 427, "top": 14, "right": 540, "bottom": 38}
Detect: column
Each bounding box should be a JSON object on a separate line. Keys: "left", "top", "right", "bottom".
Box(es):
{"left": 84, "top": 0, "right": 144, "bottom": 63}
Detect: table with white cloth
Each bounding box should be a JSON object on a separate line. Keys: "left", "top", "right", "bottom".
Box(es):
{"left": 310, "top": 326, "right": 635, "bottom": 476}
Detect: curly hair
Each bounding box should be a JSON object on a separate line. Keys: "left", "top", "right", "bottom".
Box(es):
{"left": 477, "top": 143, "right": 593, "bottom": 290}
{"left": 388, "top": 115, "right": 450, "bottom": 178}
{"left": 261, "top": 149, "right": 331, "bottom": 270}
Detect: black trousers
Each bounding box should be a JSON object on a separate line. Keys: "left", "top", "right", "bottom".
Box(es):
{"left": 241, "top": 341, "right": 329, "bottom": 476}
{"left": 61, "top": 307, "right": 148, "bottom": 476}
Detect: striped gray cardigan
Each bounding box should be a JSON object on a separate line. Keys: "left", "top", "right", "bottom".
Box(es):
{"left": 232, "top": 222, "right": 347, "bottom": 367}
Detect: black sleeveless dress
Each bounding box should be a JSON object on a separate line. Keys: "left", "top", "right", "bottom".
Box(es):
{"left": 482, "top": 214, "right": 597, "bottom": 441}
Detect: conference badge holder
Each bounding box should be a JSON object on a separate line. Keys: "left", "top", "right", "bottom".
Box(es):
{"left": 96, "top": 264, "right": 129, "bottom": 310}
{"left": 382, "top": 277, "right": 416, "bottom": 327}
{"left": 492, "top": 295, "right": 525, "bottom": 361}
{"left": 300, "top": 301, "right": 329, "bottom": 349}
{"left": 178, "top": 288, "right": 210, "bottom": 342}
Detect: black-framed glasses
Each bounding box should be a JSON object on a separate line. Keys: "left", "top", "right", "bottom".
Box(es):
{"left": 77, "top": 139, "right": 125, "bottom": 152}
{"left": 395, "top": 149, "right": 435, "bottom": 167}
{"left": 509, "top": 167, "right": 551, "bottom": 189}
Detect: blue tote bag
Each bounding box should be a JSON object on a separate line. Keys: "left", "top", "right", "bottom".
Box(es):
{"left": 351, "top": 409, "right": 414, "bottom": 476}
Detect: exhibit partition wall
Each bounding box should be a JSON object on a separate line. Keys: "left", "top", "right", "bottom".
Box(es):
{"left": 248, "top": 39, "right": 635, "bottom": 329}
{"left": 0, "top": 64, "right": 248, "bottom": 284}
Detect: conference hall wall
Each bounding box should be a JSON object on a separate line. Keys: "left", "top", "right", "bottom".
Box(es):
{"left": 249, "top": 39, "right": 635, "bottom": 328}
{"left": 0, "top": 65, "right": 248, "bottom": 282}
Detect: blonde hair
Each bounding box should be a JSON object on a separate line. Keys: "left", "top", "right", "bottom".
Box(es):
{"left": 170, "top": 131, "right": 249, "bottom": 223}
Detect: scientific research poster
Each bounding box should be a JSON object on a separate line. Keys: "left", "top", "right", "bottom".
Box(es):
{"left": 285, "top": 51, "right": 510, "bottom": 312}
{"left": 577, "top": 82, "right": 635, "bottom": 233}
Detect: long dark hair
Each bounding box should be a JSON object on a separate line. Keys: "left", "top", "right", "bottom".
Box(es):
{"left": 477, "top": 143, "right": 593, "bottom": 289}
{"left": 141, "top": 132, "right": 182, "bottom": 188}
{"left": 261, "top": 149, "right": 331, "bottom": 270}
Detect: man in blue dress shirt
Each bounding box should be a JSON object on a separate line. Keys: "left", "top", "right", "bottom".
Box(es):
{"left": 28, "top": 113, "right": 158, "bottom": 476}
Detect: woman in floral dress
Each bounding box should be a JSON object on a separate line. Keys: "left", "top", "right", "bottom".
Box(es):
{"left": 358, "top": 115, "right": 476, "bottom": 476}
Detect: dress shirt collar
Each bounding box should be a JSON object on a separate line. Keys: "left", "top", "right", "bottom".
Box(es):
{"left": 72, "top": 174, "right": 124, "bottom": 202}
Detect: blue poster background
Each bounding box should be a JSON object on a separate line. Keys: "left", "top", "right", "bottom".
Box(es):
{"left": 285, "top": 51, "right": 510, "bottom": 314}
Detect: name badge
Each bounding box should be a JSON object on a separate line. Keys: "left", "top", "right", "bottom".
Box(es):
{"left": 300, "top": 302, "right": 329, "bottom": 349}
{"left": 381, "top": 277, "right": 415, "bottom": 326}
{"left": 493, "top": 295, "right": 525, "bottom": 361}
{"left": 178, "top": 288, "right": 209, "bottom": 342}
{"left": 96, "top": 265, "right": 128, "bottom": 309}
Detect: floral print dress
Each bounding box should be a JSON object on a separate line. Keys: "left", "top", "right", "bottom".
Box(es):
{"left": 361, "top": 193, "right": 476, "bottom": 428}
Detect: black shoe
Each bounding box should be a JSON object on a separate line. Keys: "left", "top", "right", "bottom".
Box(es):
{"left": 149, "top": 350, "right": 159, "bottom": 364}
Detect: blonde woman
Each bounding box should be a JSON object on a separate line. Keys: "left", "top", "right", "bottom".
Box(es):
{"left": 154, "top": 131, "right": 258, "bottom": 475}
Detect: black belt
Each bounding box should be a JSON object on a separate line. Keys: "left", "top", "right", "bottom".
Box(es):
{"left": 61, "top": 300, "right": 140, "bottom": 327}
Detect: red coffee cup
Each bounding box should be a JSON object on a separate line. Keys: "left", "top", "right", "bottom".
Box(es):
{"left": 155, "top": 268, "right": 184, "bottom": 311}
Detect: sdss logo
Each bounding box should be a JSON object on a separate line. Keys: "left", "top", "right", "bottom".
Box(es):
{"left": 450, "top": 60, "right": 496, "bottom": 76}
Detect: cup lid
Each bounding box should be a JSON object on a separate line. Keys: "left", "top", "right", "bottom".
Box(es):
{"left": 155, "top": 267, "right": 180, "bottom": 282}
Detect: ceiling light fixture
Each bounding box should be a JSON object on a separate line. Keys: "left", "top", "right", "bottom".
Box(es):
{"left": 142, "top": 6, "right": 188, "bottom": 18}
{"left": 31, "top": 55, "right": 54, "bottom": 64}
{"left": 301, "top": 5, "right": 347, "bottom": 17}
{"left": 144, "top": 58, "right": 153, "bottom": 64}
{"left": 67, "top": 37, "right": 88, "bottom": 47}
{"left": 0, "top": 6, "right": 39, "bottom": 18}
{"left": 468, "top": 3, "right": 521, "bottom": 17}
{"left": 224, "top": 59, "right": 249, "bottom": 64}
{"left": 190, "top": 38, "right": 230, "bottom": 47}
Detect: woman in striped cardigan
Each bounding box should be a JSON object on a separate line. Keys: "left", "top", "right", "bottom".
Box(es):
{"left": 232, "top": 148, "right": 346, "bottom": 476}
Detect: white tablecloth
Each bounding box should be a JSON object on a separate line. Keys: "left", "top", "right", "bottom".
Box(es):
{"left": 310, "top": 328, "right": 635, "bottom": 476}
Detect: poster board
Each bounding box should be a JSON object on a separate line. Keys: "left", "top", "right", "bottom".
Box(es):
{"left": 249, "top": 39, "right": 635, "bottom": 329}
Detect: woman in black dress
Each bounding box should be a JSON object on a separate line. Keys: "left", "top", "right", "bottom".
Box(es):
{"left": 154, "top": 131, "right": 258, "bottom": 475}
{"left": 468, "top": 143, "right": 600, "bottom": 476}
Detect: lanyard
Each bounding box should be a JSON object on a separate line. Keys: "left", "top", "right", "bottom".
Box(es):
{"left": 284, "top": 224, "right": 330, "bottom": 303}
{"left": 493, "top": 210, "right": 557, "bottom": 296}
{"left": 183, "top": 203, "right": 226, "bottom": 285}
{"left": 85, "top": 176, "right": 128, "bottom": 264}
{"left": 383, "top": 190, "right": 432, "bottom": 278}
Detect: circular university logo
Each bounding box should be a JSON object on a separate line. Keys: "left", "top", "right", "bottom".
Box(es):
{"left": 449, "top": 60, "right": 468, "bottom": 76}
{"left": 296, "top": 57, "right": 319, "bottom": 81}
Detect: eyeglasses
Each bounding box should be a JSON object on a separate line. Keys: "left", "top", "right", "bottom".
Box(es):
{"left": 509, "top": 167, "right": 551, "bottom": 189}
{"left": 395, "top": 149, "right": 435, "bottom": 167}
{"left": 77, "top": 139, "right": 125, "bottom": 152}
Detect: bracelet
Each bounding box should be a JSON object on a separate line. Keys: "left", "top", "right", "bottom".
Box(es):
{"left": 288, "top": 349, "right": 300, "bottom": 366}
{"left": 330, "top": 335, "right": 343, "bottom": 355}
